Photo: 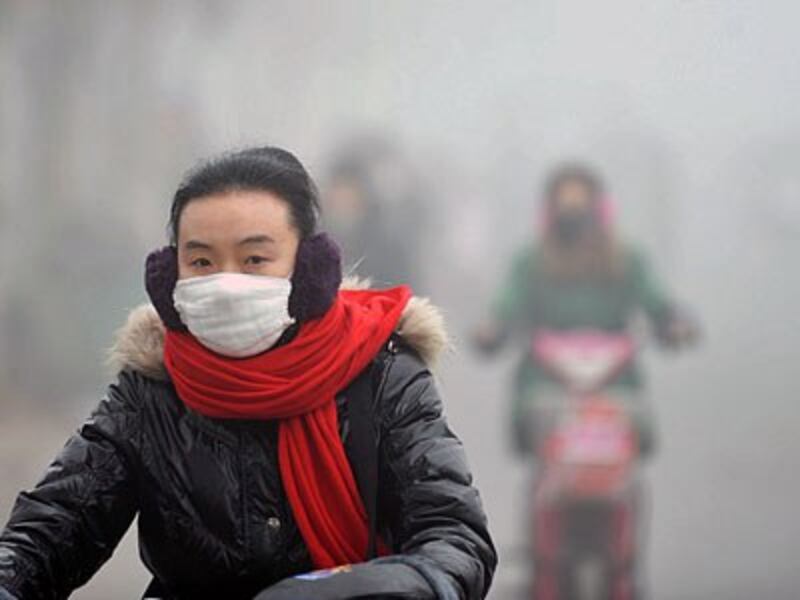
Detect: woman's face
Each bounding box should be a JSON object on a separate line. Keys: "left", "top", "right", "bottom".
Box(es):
{"left": 552, "top": 179, "right": 594, "bottom": 218}
{"left": 176, "top": 190, "right": 300, "bottom": 280}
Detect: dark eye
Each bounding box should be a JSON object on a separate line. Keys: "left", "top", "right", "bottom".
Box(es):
{"left": 246, "top": 256, "right": 270, "bottom": 265}
{"left": 190, "top": 257, "right": 212, "bottom": 268}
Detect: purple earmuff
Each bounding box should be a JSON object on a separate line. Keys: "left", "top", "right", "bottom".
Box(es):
{"left": 145, "top": 246, "right": 187, "bottom": 331}
{"left": 287, "top": 232, "right": 343, "bottom": 322}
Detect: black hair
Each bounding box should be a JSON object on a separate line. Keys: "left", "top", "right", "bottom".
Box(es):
{"left": 168, "top": 146, "right": 320, "bottom": 245}
{"left": 544, "top": 162, "right": 606, "bottom": 202}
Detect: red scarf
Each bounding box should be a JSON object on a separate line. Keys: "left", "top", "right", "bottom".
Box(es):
{"left": 163, "top": 285, "right": 412, "bottom": 569}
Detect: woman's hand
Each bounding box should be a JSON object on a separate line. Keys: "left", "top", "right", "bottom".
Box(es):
{"left": 656, "top": 310, "right": 701, "bottom": 350}
{"left": 472, "top": 320, "right": 507, "bottom": 355}
{"left": 252, "top": 561, "right": 435, "bottom": 600}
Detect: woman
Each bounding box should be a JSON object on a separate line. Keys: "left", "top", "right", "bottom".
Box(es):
{"left": 475, "top": 162, "right": 697, "bottom": 455}
{"left": 0, "top": 147, "right": 496, "bottom": 599}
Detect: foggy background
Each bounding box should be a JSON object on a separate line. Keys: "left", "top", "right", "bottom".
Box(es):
{"left": 1, "top": 1, "right": 799, "bottom": 598}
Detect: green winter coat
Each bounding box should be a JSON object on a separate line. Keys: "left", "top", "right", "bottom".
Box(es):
{"left": 492, "top": 242, "right": 674, "bottom": 454}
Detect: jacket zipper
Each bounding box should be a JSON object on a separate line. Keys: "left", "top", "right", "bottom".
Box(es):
{"left": 373, "top": 339, "right": 398, "bottom": 442}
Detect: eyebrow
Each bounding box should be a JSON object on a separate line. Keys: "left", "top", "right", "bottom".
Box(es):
{"left": 183, "top": 234, "right": 275, "bottom": 251}
{"left": 237, "top": 234, "right": 275, "bottom": 246}
{"left": 183, "top": 239, "right": 213, "bottom": 251}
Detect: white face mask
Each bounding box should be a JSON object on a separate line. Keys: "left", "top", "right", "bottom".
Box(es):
{"left": 173, "top": 272, "right": 296, "bottom": 358}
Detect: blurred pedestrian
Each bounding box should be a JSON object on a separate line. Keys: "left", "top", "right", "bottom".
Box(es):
{"left": 323, "top": 134, "right": 428, "bottom": 292}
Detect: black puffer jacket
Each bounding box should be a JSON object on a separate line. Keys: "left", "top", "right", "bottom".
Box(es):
{"left": 0, "top": 298, "right": 496, "bottom": 600}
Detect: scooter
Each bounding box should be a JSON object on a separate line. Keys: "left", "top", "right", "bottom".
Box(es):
{"left": 528, "top": 330, "right": 644, "bottom": 600}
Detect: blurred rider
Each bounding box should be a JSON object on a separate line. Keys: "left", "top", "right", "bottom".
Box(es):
{"left": 475, "top": 162, "right": 697, "bottom": 455}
